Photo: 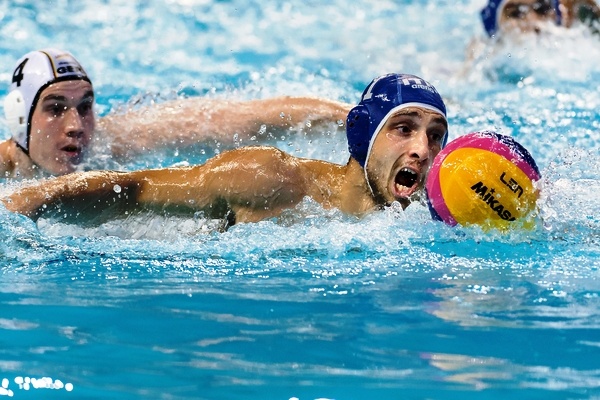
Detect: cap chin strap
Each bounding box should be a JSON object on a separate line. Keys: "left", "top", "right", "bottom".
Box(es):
{"left": 4, "top": 90, "right": 29, "bottom": 153}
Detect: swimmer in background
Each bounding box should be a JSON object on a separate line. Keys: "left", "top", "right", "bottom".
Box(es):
{"left": 463, "top": 0, "right": 600, "bottom": 67}
{"left": 1, "top": 73, "right": 448, "bottom": 227}
{"left": 481, "top": 0, "right": 564, "bottom": 38}
{"left": 0, "top": 48, "right": 351, "bottom": 179}
{"left": 480, "top": 0, "right": 599, "bottom": 38}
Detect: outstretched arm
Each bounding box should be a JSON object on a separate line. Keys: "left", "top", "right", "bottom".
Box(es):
{"left": 1, "top": 146, "right": 312, "bottom": 224}
{"left": 96, "top": 96, "right": 351, "bottom": 158}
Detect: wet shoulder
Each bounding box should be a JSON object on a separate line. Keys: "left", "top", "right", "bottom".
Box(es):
{"left": 0, "top": 139, "right": 14, "bottom": 165}
{"left": 206, "top": 145, "right": 301, "bottom": 173}
{"left": 0, "top": 140, "right": 18, "bottom": 178}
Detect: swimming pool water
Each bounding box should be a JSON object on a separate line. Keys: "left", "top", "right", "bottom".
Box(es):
{"left": 1, "top": 0, "right": 599, "bottom": 399}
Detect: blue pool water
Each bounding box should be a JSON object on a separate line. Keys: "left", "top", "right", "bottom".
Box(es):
{"left": 1, "top": 0, "right": 600, "bottom": 399}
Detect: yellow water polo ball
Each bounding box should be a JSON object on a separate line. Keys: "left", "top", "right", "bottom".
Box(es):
{"left": 425, "top": 131, "right": 541, "bottom": 231}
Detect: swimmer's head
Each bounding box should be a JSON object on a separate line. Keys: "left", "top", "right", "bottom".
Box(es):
{"left": 346, "top": 73, "right": 448, "bottom": 168}
{"left": 481, "top": 0, "right": 563, "bottom": 37}
{"left": 4, "top": 48, "right": 91, "bottom": 153}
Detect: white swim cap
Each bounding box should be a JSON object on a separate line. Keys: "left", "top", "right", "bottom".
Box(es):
{"left": 3, "top": 48, "right": 91, "bottom": 153}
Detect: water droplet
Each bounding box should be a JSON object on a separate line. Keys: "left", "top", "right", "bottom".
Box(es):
{"left": 113, "top": 184, "right": 122, "bottom": 193}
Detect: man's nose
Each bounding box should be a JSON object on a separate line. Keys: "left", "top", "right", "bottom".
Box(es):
{"left": 63, "top": 107, "right": 85, "bottom": 137}
{"left": 409, "top": 130, "right": 430, "bottom": 160}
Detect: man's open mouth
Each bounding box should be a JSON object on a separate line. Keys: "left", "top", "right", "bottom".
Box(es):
{"left": 393, "top": 167, "right": 420, "bottom": 199}
{"left": 395, "top": 167, "right": 418, "bottom": 188}
{"left": 62, "top": 144, "right": 81, "bottom": 154}
{"left": 61, "top": 145, "right": 84, "bottom": 164}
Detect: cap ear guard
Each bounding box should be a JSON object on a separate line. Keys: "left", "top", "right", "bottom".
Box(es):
{"left": 4, "top": 90, "right": 28, "bottom": 151}
{"left": 346, "top": 104, "right": 371, "bottom": 167}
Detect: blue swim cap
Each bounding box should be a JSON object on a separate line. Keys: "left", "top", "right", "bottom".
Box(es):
{"left": 346, "top": 73, "right": 447, "bottom": 168}
{"left": 481, "top": 0, "right": 562, "bottom": 37}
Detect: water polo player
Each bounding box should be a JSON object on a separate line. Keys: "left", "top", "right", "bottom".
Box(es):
{"left": 481, "top": 0, "right": 600, "bottom": 37}
{"left": 0, "top": 49, "right": 351, "bottom": 179}
{"left": 2, "top": 73, "right": 448, "bottom": 225}
{"left": 0, "top": 48, "right": 94, "bottom": 178}
{"left": 481, "top": 0, "right": 563, "bottom": 37}
{"left": 345, "top": 73, "right": 447, "bottom": 210}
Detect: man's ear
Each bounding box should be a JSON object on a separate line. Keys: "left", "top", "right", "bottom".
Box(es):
{"left": 346, "top": 104, "right": 371, "bottom": 165}
{"left": 4, "top": 90, "right": 27, "bottom": 147}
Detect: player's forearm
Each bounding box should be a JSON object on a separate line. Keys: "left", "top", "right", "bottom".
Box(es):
{"left": 1, "top": 171, "right": 140, "bottom": 221}
{"left": 249, "top": 96, "right": 351, "bottom": 128}
{"left": 205, "top": 96, "right": 351, "bottom": 145}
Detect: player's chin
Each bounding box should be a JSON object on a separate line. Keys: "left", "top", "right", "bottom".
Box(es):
{"left": 51, "top": 160, "right": 80, "bottom": 176}
{"left": 388, "top": 184, "right": 418, "bottom": 210}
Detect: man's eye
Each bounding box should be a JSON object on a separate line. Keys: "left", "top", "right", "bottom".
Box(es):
{"left": 46, "top": 104, "right": 65, "bottom": 115}
{"left": 430, "top": 133, "right": 442, "bottom": 143}
{"left": 395, "top": 125, "right": 411, "bottom": 134}
{"left": 78, "top": 102, "right": 93, "bottom": 114}
{"left": 533, "top": 0, "right": 552, "bottom": 15}
{"left": 505, "top": 5, "right": 526, "bottom": 19}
